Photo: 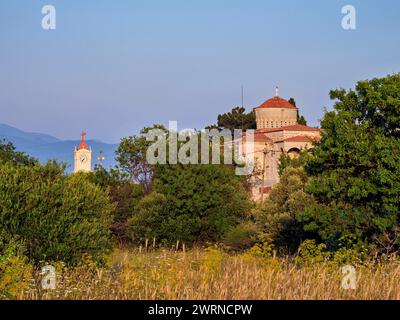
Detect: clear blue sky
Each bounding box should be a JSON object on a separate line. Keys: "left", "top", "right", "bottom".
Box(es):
{"left": 1, "top": 0, "right": 399, "bottom": 143}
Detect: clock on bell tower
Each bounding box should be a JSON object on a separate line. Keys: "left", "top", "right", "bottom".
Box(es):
{"left": 73, "top": 131, "right": 92, "bottom": 173}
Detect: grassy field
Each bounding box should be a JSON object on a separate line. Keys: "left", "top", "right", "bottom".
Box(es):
{"left": 4, "top": 246, "right": 397, "bottom": 300}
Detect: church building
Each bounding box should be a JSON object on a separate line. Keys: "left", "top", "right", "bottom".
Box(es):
{"left": 243, "top": 88, "right": 321, "bottom": 200}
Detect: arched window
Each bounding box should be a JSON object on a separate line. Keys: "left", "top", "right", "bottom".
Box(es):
{"left": 287, "top": 147, "right": 301, "bottom": 159}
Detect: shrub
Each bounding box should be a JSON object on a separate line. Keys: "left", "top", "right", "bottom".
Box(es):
{"left": 330, "top": 235, "right": 371, "bottom": 266}
{"left": 302, "top": 74, "right": 400, "bottom": 253}
{"left": 295, "top": 240, "right": 331, "bottom": 266}
{"left": 244, "top": 243, "right": 275, "bottom": 260}
{"left": 0, "top": 162, "right": 115, "bottom": 265}
{"left": 127, "top": 192, "right": 170, "bottom": 244}
{"left": 0, "top": 140, "right": 37, "bottom": 166}
{"left": 255, "top": 167, "right": 314, "bottom": 253}
{"left": 88, "top": 166, "right": 143, "bottom": 241}
{"left": 128, "top": 164, "right": 251, "bottom": 245}
{"left": 200, "top": 246, "right": 226, "bottom": 278}
{"left": 88, "top": 165, "right": 143, "bottom": 222}
{"left": 0, "top": 240, "right": 33, "bottom": 300}
{"left": 221, "top": 221, "right": 259, "bottom": 251}
{"left": 155, "top": 164, "right": 251, "bottom": 243}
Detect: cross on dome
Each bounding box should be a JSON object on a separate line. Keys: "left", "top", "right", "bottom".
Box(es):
{"left": 255, "top": 87, "right": 296, "bottom": 110}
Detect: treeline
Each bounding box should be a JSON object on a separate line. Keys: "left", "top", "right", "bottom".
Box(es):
{"left": 1, "top": 73, "right": 400, "bottom": 269}
{"left": 0, "top": 146, "right": 114, "bottom": 265}
{"left": 0, "top": 129, "right": 252, "bottom": 266}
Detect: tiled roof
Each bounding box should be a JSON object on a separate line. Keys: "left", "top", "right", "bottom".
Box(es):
{"left": 276, "top": 135, "right": 320, "bottom": 143}
{"left": 255, "top": 96, "right": 297, "bottom": 110}
{"left": 77, "top": 141, "right": 89, "bottom": 151}
{"left": 260, "top": 186, "right": 272, "bottom": 194}
{"left": 77, "top": 132, "right": 89, "bottom": 150}
{"left": 253, "top": 133, "right": 273, "bottom": 142}
{"left": 260, "top": 124, "right": 320, "bottom": 133}
{"left": 230, "top": 132, "right": 273, "bottom": 143}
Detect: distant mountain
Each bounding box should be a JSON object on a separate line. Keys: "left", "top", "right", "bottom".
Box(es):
{"left": 0, "top": 123, "right": 61, "bottom": 146}
{"left": 0, "top": 123, "right": 118, "bottom": 172}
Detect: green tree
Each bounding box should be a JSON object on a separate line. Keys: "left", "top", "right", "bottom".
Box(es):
{"left": 0, "top": 162, "right": 115, "bottom": 265}
{"left": 120, "top": 125, "right": 252, "bottom": 245}
{"left": 278, "top": 151, "right": 311, "bottom": 176}
{"left": 255, "top": 167, "right": 315, "bottom": 253}
{"left": 88, "top": 165, "right": 143, "bottom": 241}
{"left": 116, "top": 125, "right": 167, "bottom": 194}
{"left": 214, "top": 106, "right": 256, "bottom": 131}
{"left": 128, "top": 192, "right": 169, "bottom": 244}
{"left": 297, "top": 115, "right": 307, "bottom": 126}
{"left": 299, "top": 74, "right": 400, "bottom": 252}
{"left": 128, "top": 163, "right": 251, "bottom": 244}
{"left": 288, "top": 98, "right": 297, "bottom": 107}
{"left": 288, "top": 98, "right": 307, "bottom": 125}
{"left": 0, "top": 140, "right": 37, "bottom": 166}
{"left": 89, "top": 165, "right": 142, "bottom": 221}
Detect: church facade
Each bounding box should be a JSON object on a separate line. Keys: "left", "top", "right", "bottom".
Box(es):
{"left": 242, "top": 89, "right": 321, "bottom": 200}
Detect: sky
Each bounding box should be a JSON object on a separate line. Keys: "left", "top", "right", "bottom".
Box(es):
{"left": 0, "top": 0, "right": 399, "bottom": 143}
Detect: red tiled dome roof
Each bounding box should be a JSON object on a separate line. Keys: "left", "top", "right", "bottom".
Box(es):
{"left": 255, "top": 96, "right": 297, "bottom": 110}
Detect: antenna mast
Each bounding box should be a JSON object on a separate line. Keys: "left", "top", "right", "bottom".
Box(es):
{"left": 241, "top": 84, "right": 244, "bottom": 108}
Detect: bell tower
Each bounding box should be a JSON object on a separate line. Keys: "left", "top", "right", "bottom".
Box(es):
{"left": 73, "top": 131, "right": 92, "bottom": 173}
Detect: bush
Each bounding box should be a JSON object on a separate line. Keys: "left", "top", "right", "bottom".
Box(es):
{"left": 127, "top": 164, "right": 251, "bottom": 245}
{"left": 88, "top": 166, "right": 143, "bottom": 241}
{"left": 221, "top": 221, "right": 259, "bottom": 251}
{"left": 330, "top": 235, "right": 371, "bottom": 265}
{"left": 155, "top": 164, "right": 251, "bottom": 242}
{"left": 255, "top": 167, "right": 314, "bottom": 253}
{"left": 0, "top": 140, "right": 37, "bottom": 166}
{"left": 0, "top": 239, "right": 33, "bottom": 299}
{"left": 244, "top": 243, "right": 275, "bottom": 260}
{"left": 302, "top": 74, "right": 400, "bottom": 253}
{"left": 295, "top": 240, "right": 330, "bottom": 266}
{"left": 88, "top": 165, "right": 143, "bottom": 222}
{"left": 127, "top": 192, "right": 170, "bottom": 245}
{"left": 295, "top": 238, "right": 371, "bottom": 267}
{"left": 0, "top": 162, "right": 115, "bottom": 265}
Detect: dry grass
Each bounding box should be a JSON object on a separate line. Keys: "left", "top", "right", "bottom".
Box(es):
{"left": 15, "top": 247, "right": 400, "bottom": 300}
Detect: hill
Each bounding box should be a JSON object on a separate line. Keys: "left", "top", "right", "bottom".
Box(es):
{"left": 0, "top": 123, "right": 118, "bottom": 172}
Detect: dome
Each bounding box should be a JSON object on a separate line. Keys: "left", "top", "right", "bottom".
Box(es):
{"left": 255, "top": 96, "right": 297, "bottom": 110}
